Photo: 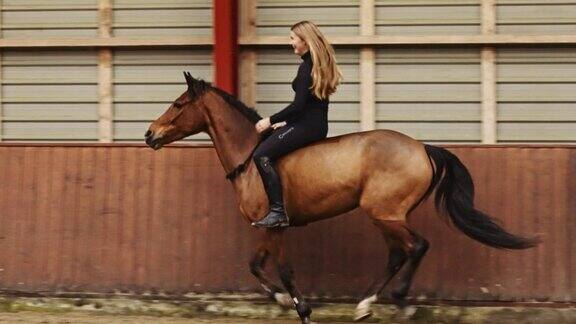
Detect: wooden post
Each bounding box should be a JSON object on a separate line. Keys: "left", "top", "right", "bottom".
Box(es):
{"left": 238, "top": 0, "right": 257, "bottom": 107}
{"left": 359, "top": 0, "right": 375, "bottom": 131}
{"left": 239, "top": 51, "right": 257, "bottom": 108}
{"left": 481, "top": 0, "right": 497, "bottom": 144}
{"left": 99, "top": 51, "right": 113, "bottom": 143}
{"left": 481, "top": 48, "right": 496, "bottom": 144}
{"left": 99, "top": 0, "right": 113, "bottom": 143}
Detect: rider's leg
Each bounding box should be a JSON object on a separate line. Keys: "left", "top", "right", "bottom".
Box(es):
{"left": 251, "top": 123, "right": 327, "bottom": 228}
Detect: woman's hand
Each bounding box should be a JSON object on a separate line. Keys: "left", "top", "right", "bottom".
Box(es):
{"left": 255, "top": 117, "right": 271, "bottom": 133}
{"left": 271, "top": 121, "right": 287, "bottom": 130}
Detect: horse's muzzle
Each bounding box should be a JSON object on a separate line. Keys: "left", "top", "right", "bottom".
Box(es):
{"left": 145, "top": 131, "right": 163, "bottom": 150}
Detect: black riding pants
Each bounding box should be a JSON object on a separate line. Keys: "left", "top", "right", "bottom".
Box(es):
{"left": 253, "top": 120, "right": 328, "bottom": 163}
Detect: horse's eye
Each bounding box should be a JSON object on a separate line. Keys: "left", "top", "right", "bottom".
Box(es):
{"left": 173, "top": 102, "right": 182, "bottom": 108}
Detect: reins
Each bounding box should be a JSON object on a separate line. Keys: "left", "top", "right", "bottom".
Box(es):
{"left": 225, "top": 128, "right": 272, "bottom": 181}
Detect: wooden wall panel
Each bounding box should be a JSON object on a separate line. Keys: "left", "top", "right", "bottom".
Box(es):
{"left": 0, "top": 144, "right": 573, "bottom": 302}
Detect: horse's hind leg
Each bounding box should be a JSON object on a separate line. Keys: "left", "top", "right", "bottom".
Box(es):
{"left": 249, "top": 230, "right": 292, "bottom": 308}
{"left": 355, "top": 219, "right": 420, "bottom": 321}
{"left": 270, "top": 229, "right": 312, "bottom": 324}
{"left": 390, "top": 228, "right": 429, "bottom": 308}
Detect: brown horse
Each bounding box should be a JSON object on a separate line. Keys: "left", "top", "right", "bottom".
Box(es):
{"left": 145, "top": 73, "right": 539, "bottom": 324}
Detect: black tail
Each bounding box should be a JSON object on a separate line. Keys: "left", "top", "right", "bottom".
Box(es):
{"left": 424, "top": 145, "right": 540, "bottom": 249}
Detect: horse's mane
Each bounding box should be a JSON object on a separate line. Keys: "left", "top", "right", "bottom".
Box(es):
{"left": 187, "top": 77, "right": 262, "bottom": 124}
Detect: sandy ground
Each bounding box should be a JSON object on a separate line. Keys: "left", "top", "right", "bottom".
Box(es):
{"left": 0, "top": 298, "right": 573, "bottom": 324}
{"left": 0, "top": 312, "right": 310, "bottom": 324}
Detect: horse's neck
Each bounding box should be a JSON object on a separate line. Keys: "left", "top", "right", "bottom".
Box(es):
{"left": 202, "top": 93, "right": 266, "bottom": 221}
{"left": 203, "top": 93, "right": 260, "bottom": 176}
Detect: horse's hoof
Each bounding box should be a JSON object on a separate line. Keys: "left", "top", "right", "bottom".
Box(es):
{"left": 355, "top": 295, "right": 376, "bottom": 321}
{"left": 354, "top": 310, "right": 373, "bottom": 322}
{"left": 393, "top": 298, "right": 409, "bottom": 309}
{"left": 274, "top": 292, "right": 293, "bottom": 308}
{"left": 391, "top": 290, "right": 409, "bottom": 309}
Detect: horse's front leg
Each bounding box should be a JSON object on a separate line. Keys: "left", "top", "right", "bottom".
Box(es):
{"left": 249, "top": 230, "right": 292, "bottom": 308}
{"left": 270, "top": 229, "right": 312, "bottom": 324}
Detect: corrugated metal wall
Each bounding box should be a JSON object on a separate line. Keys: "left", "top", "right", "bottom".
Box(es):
{"left": 375, "top": 48, "right": 481, "bottom": 142}
{"left": 0, "top": 0, "right": 574, "bottom": 143}
{"left": 111, "top": 0, "right": 213, "bottom": 142}
{"left": 253, "top": 0, "right": 575, "bottom": 143}
{"left": 254, "top": 1, "right": 361, "bottom": 136}
{"left": 497, "top": 47, "right": 576, "bottom": 142}
{"left": 497, "top": 0, "right": 576, "bottom": 34}
{"left": 113, "top": 49, "right": 212, "bottom": 142}
{"left": 2, "top": 50, "right": 99, "bottom": 141}
{"left": 257, "top": 0, "right": 360, "bottom": 37}
{"left": 2, "top": 0, "right": 99, "bottom": 39}
{"left": 257, "top": 49, "right": 360, "bottom": 137}
{"left": 113, "top": 0, "right": 212, "bottom": 37}
{"left": 0, "top": 144, "right": 574, "bottom": 301}
{"left": 0, "top": 0, "right": 213, "bottom": 143}
{"left": 375, "top": 0, "right": 480, "bottom": 35}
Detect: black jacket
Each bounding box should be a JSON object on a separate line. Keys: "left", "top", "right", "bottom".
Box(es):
{"left": 269, "top": 51, "right": 329, "bottom": 125}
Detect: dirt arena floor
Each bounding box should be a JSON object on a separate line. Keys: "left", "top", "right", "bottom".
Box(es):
{"left": 0, "top": 308, "right": 575, "bottom": 324}
{"left": 0, "top": 312, "right": 326, "bottom": 324}
{"left": 0, "top": 296, "right": 574, "bottom": 324}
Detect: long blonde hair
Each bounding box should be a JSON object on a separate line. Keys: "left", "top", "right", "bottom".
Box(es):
{"left": 291, "top": 21, "right": 342, "bottom": 100}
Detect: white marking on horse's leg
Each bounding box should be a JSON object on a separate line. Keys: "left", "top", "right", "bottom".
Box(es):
{"left": 260, "top": 283, "right": 272, "bottom": 294}
{"left": 355, "top": 294, "right": 377, "bottom": 321}
{"left": 402, "top": 305, "right": 417, "bottom": 318}
{"left": 274, "top": 292, "right": 293, "bottom": 308}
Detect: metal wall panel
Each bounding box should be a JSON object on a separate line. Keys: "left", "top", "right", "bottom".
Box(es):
{"left": 2, "top": 0, "right": 98, "bottom": 39}
{"left": 375, "top": 48, "right": 481, "bottom": 143}
{"left": 0, "top": 144, "right": 573, "bottom": 302}
{"left": 375, "top": 1, "right": 480, "bottom": 36}
{"left": 497, "top": 1, "right": 576, "bottom": 35}
{"left": 257, "top": 0, "right": 359, "bottom": 37}
{"left": 0, "top": 48, "right": 214, "bottom": 143}
{"left": 256, "top": 48, "right": 360, "bottom": 137}
{"left": 112, "top": 0, "right": 212, "bottom": 37}
{"left": 113, "top": 49, "right": 213, "bottom": 142}
{"left": 2, "top": 123, "right": 98, "bottom": 140}
{"left": 497, "top": 47, "right": 576, "bottom": 143}
{"left": 2, "top": 50, "right": 99, "bottom": 141}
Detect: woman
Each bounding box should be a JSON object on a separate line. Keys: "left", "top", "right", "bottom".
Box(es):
{"left": 251, "top": 21, "right": 342, "bottom": 228}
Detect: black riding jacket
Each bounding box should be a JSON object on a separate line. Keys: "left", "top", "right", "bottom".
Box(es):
{"left": 269, "top": 51, "right": 329, "bottom": 126}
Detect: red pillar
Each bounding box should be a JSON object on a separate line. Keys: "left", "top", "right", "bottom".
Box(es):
{"left": 213, "top": 0, "right": 238, "bottom": 96}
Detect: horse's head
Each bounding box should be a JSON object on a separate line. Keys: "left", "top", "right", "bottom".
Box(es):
{"left": 145, "top": 72, "right": 209, "bottom": 150}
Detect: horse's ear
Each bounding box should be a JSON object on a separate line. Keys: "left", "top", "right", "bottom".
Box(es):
{"left": 183, "top": 71, "right": 193, "bottom": 87}
{"left": 183, "top": 71, "right": 194, "bottom": 94}
{"left": 183, "top": 71, "right": 197, "bottom": 97}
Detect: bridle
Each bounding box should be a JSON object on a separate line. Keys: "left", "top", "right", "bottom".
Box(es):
{"left": 166, "top": 97, "right": 195, "bottom": 124}
{"left": 169, "top": 91, "right": 267, "bottom": 182}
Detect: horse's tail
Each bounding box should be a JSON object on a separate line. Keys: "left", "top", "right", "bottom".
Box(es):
{"left": 423, "top": 144, "right": 540, "bottom": 250}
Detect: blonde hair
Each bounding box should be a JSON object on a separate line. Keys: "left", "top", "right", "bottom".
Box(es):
{"left": 291, "top": 21, "right": 342, "bottom": 100}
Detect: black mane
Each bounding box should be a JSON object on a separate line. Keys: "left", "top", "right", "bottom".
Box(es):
{"left": 186, "top": 76, "right": 262, "bottom": 124}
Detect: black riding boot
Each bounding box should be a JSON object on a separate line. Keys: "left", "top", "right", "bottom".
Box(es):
{"left": 251, "top": 156, "right": 289, "bottom": 228}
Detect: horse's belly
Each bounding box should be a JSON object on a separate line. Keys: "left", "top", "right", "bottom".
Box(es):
{"left": 282, "top": 168, "right": 362, "bottom": 225}
{"left": 288, "top": 192, "right": 359, "bottom": 225}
